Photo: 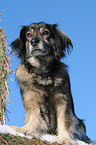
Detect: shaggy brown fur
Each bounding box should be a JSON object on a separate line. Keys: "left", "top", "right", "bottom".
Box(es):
{"left": 11, "top": 22, "right": 91, "bottom": 144}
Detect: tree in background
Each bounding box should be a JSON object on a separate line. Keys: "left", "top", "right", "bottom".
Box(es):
{"left": 0, "top": 10, "right": 11, "bottom": 125}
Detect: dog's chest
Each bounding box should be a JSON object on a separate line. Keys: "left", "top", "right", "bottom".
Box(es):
{"left": 34, "top": 75, "right": 53, "bottom": 86}
{"left": 16, "top": 65, "right": 63, "bottom": 90}
{"left": 34, "top": 74, "right": 63, "bottom": 88}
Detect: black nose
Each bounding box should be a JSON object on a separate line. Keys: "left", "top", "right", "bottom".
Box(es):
{"left": 31, "top": 38, "right": 40, "bottom": 46}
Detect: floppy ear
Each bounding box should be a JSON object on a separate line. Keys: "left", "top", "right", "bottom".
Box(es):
{"left": 11, "top": 38, "right": 21, "bottom": 55}
{"left": 11, "top": 26, "right": 27, "bottom": 58}
{"left": 53, "top": 25, "right": 73, "bottom": 58}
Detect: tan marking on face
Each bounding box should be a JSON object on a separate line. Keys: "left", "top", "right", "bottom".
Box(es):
{"left": 30, "top": 28, "right": 34, "bottom": 34}
{"left": 40, "top": 28, "right": 50, "bottom": 37}
{"left": 26, "top": 29, "right": 34, "bottom": 40}
{"left": 40, "top": 27, "right": 43, "bottom": 34}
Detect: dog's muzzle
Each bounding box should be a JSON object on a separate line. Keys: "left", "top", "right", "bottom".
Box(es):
{"left": 31, "top": 49, "right": 49, "bottom": 57}
{"left": 26, "top": 39, "right": 50, "bottom": 58}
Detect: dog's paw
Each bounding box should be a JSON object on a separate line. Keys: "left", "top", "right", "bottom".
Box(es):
{"left": 61, "top": 139, "right": 77, "bottom": 145}
{"left": 58, "top": 132, "right": 78, "bottom": 145}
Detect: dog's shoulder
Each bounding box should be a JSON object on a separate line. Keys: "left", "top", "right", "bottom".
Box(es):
{"left": 16, "top": 64, "right": 35, "bottom": 83}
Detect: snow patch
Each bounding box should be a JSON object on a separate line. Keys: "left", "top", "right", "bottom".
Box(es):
{"left": 0, "top": 125, "right": 32, "bottom": 139}
{"left": 0, "top": 125, "right": 95, "bottom": 145}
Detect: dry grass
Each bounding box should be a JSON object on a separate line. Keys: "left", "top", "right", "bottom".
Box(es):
{"left": 0, "top": 11, "right": 12, "bottom": 125}
{"left": 0, "top": 133, "right": 60, "bottom": 145}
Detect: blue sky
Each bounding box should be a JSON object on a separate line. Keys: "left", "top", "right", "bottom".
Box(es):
{"left": 1, "top": 0, "right": 96, "bottom": 141}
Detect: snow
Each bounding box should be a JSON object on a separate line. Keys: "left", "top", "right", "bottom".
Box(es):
{"left": 0, "top": 125, "right": 94, "bottom": 145}
{"left": 0, "top": 125, "right": 32, "bottom": 139}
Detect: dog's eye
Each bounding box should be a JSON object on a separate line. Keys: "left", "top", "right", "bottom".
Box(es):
{"left": 27, "top": 32, "right": 32, "bottom": 38}
{"left": 43, "top": 30, "right": 49, "bottom": 36}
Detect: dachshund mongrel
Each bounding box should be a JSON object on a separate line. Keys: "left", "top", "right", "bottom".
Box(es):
{"left": 11, "top": 22, "right": 91, "bottom": 144}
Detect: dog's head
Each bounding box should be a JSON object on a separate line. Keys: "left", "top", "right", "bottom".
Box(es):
{"left": 11, "top": 22, "right": 73, "bottom": 66}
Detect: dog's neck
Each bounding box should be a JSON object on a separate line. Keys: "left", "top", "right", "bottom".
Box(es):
{"left": 24, "top": 57, "right": 60, "bottom": 75}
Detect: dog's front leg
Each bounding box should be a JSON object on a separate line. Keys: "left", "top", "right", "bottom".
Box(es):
{"left": 11, "top": 106, "right": 40, "bottom": 135}
{"left": 57, "top": 99, "right": 77, "bottom": 145}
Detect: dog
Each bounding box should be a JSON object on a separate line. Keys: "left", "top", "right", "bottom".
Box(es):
{"left": 11, "top": 22, "right": 91, "bottom": 144}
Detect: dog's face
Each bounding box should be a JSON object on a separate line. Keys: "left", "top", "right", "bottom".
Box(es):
{"left": 11, "top": 22, "right": 73, "bottom": 66}
{"left": 25, "top": 23, "right": 56, "bottom": 59}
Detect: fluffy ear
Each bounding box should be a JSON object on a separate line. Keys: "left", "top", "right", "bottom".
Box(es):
{"left": 52, "top": 25, "right": 73, "bottom": 58}
{"left": 11, "top": 26, "right": 27, "bottom": 58}
{"left": 11, "top": 38, "right": 21, "bottom": 55}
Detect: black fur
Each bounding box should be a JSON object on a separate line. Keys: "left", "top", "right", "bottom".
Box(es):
{"left": 11, "top": 22, "right": 91, "bottom": 144}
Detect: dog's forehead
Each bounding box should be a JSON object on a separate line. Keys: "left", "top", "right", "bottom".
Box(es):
{"left": 28, "top": 22, "right": 50, "bottom": 30}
